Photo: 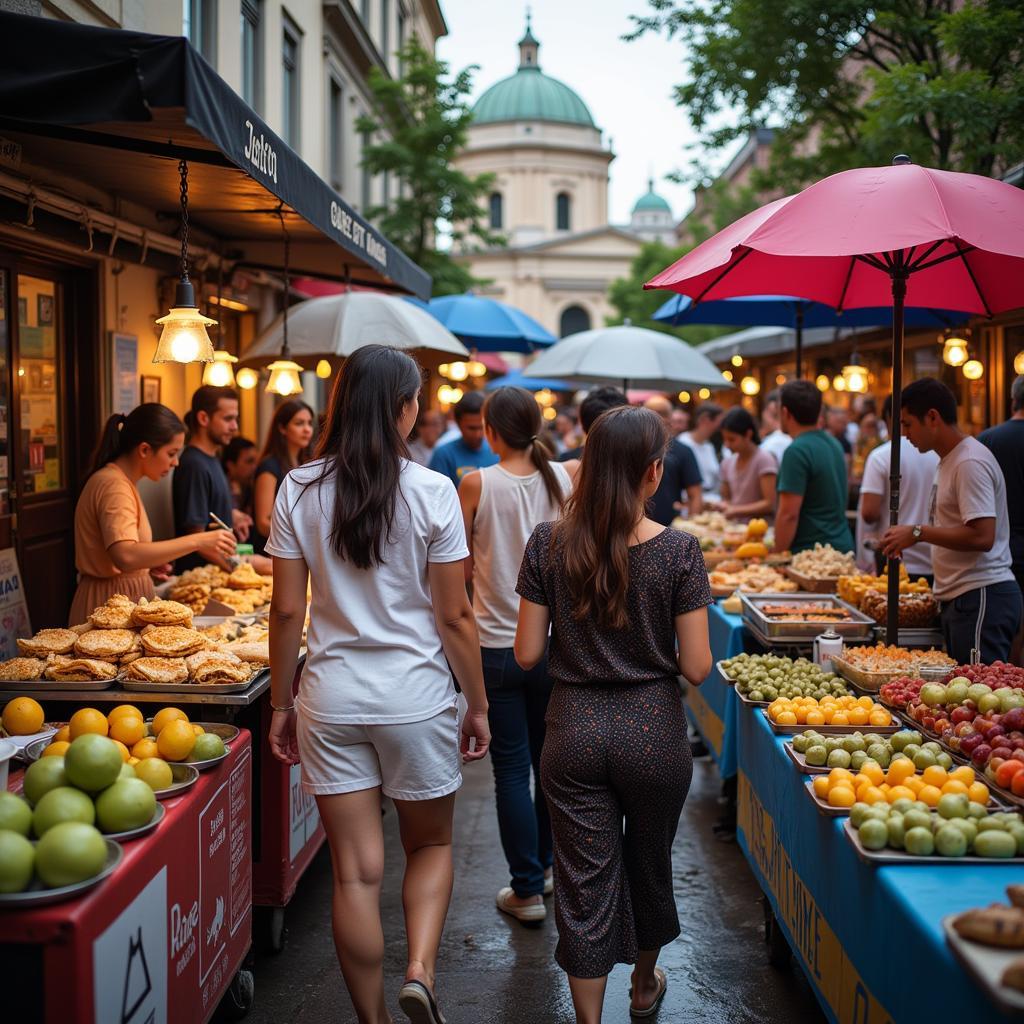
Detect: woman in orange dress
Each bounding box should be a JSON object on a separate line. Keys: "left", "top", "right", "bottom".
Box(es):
{"left": 69, "top": 403, "right": 236, "bottom": 625}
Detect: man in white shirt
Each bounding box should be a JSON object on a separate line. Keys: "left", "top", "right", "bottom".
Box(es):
{"left": 881, "top": 378, "right": 1022, "bottom": 664}
{"left": 759, "top": 389, "right": 791, "bottom": 469}
{"left": 679, "top": 402, "right": 724, "bottom": 499}
{"left": 856, "top": 394, "right": 938, "bottom": 575}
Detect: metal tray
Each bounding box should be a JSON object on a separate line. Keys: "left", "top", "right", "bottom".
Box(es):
{"left": 804, "top": 778, "right": 853, "bottom": 816}
{"left": 760, "top": 708, "right": 900, "bottom": 735}
{"left": 873, "top": 627, "right": 946, "bottom": 649}
{"left": 740, "top": 592, "right": 875, "bottom": 641}
{"left": 944, "top": 914, "right": 1024, "bottom": 1016}
{"left": 784, "top": 742, "right": 829, "bottom": 775}
{"left": 0, "top": 839, "right": 122, "bottom": 908}
{"left": 122, "top": 667, "right": 266, "bottom": 695}
{"left": 783, "top": 567, "right": 841, "bottom": 593}
{"left": 0, "top": 675, "right": 117, "bottom": 692}
{"left": 843, "top": 818, "right": 1024, "bottom": 865}
{"left": 154, "top": 763, "right": 200, "bottom": 800}
{"left": 714, "top": 660, "right": 736, "bottom": 685}
{"left": 102, "top": 801, "right": 165, "bottom": 842}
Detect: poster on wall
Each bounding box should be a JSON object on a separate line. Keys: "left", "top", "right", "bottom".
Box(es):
{"left": 112, "top": 332, "right": 139, "bottom": 416}
{"left": 0, "top": 547, "right": 31, "bottom": 658}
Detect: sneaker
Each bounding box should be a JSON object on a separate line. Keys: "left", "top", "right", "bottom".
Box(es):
{"left": 543, "top": 870, "right": 553, "bottom": 897}
{"left": 496, "top": 887, "right": 546, "bottom": 923}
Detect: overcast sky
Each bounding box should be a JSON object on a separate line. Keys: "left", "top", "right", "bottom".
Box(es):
{"left": 436, "top": 2, "right": 711, "bottom": 226}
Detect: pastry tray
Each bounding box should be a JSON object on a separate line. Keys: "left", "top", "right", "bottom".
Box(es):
{"left": 760, "top": 708, "right": 900, "bottom": 735}
{"left": 872, "top": 627, "right": 946, "bottom": 648}
{"left": 830, "top": 656, "right": 912, "bottom": 693}
{"left": 782, "top": 567, "right": 842, "bottom": 593}
{"left": 0, "top": 675, "right": 118, "bottom": 692}
{"left": 122, "top": 667, "right": 268, "bottom": 695}
{"left": 943, "top": 914, "right": 1024, "bottom": 1016}
{"left": 740, "top": 592, "right": 875, "bottom": 641}
{"left": 843, "top": 818, "right": 1024, "bottom": 865}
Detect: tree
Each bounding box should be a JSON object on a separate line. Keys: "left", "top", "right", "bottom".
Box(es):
{"left": 629, "top": 0, "right": 1024, "bottom": 193}
{"left": 357, "top": 39, "right": 503, "bottom": 296}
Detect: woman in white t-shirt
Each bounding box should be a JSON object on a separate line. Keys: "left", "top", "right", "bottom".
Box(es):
{"left": 459, "top": 387, "right": 577, "bottom": 926}
{"left": 266, "top": 345, "right": 490, "bottom": 1024}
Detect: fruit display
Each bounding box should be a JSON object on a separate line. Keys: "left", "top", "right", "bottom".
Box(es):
{"left": 789, "top": 544, "right": 857, "bottom": 579}
{"left": 836, "top": 568, "right": 938, "bottom": 626}
{"left": 719, "top": 653, "right": 849, "bottom": 702}
{"left": 792, "top": 728, "right": 953, "bottom": 770}
{"left": 838, "top": 644, "right": 954, "bottom": 674}
{"left": 810, "top": 760, "right": 990, "bottom": 811}
{"left": 767, "top": 694, "right": 893, "bottom": 728}
{"left": 837, "top": 565, "right": 931, "bottom": 607}
{"left": 880, "top": 675, "right": 925, "bottom": 709}
{"left": 0, "top": 695, "right": 46, "bottom": 735}
{"left": 849, "top": 796, "right": 1022, "bottom": 858}
{"left": 709, "top": 563, "right": 797, "bottom": 594}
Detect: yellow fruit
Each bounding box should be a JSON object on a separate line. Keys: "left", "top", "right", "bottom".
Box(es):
{"left": 968, "top": 782, "right": 989, "bottom": 805}
{"left": 941, "top": 779, "right": 969, "bottom": 796}
{"left": 828, "top": 768, "right": 854, "bottom": 785}
{"left": 157, "top": 719, "right": 196, "bottom": 762}
{"left": 69, "top": 707, "right": 108, "bottom": 739}
{"left": 2, "top": 697, "right": 45, "bottom": 736}
{"left": 828, "top": 787, "right": 856, "bottom": 808}
{"left": 950, "top": 766, "right": 976, "bottom": 786}
{"left": 191, "top": 724, "right": 205, "bottom": 737}
{"left": 152, "top": 707, "right": 188, "bottom": 735}
{"left": 831, "top": 712, "right": 850, "bottom": 726}
{"left": 861, "top": 786, "right": 886, "bottom": 805}
{"left": 806, "top": 710, "right": 825, "bottom": 726}
{"left": 868, "top": 710, "right": 892, "bottom": 726}
{"left": 812, "top": 776, "right": 831, "bottom": 798}
{"left": 107, "top": 704, "right": 143, "bottom": 724}
{"left": 54, "top": 725, "right": 71, "bottom": 743}
{"left": 42, "top": 740, "right": 70, "bottom": 757}
{"left": 848, "top": 708, "right": 869, "bottom": 726}
{"left": 775, "top": 711, "right": 798, "bottom": 726}
{"left": 108, "top": 715, "right": 146, "bottom": 747}
{"left": 127, "top": 756, "right": 140, "bottom": 766}
{"left": 918, "top": 784, "right": 943, "bottom": 808}
{"left": 888, "top": 785, "right": 916, "bottom": 803}
{"left": 887, "top": 759, "right": 916, "bottom": 784}
{"left": 134, "top": 758, "right": 174, "bottom": 791}
{"left": 861, "top": 762, "right": 885, "bottom": 787}
{"left": 857, "top": 695, "right": 875, "bottom": 709}
{"left": 921, "top": 765, "right": 948, "bottom": 788}
{"left": 111, "top": 739, "right": 131, "bottom": 763}
{"left": 904, "top": 776, "right": 923, "bottom": 794}
{"left": 131, "top": 737, "right": 159, "bottom": 760}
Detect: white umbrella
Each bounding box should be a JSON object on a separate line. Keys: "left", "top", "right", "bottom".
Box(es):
{"left": 522, "top": 324, "right": 731, "bottom": 391}
{"left": 240, "top": 292, "right": 469, "bottom": 365}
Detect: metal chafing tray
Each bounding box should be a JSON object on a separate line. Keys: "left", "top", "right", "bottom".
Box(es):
{"left": 740, "top": 592, "right": 875, "bottom": 641}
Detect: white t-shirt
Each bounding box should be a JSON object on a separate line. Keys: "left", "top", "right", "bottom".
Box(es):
{"left": 928, "top": 436, "right": 1016, "bottom": 601}
{"left": 855, "top": 439, "right": 938, "bottom": 576}
{"left": 265, "top": 458, "right": 469, "bottom": 724}
{"left": 679, "top": 433, "right": 721, "bottom": 497}
{"left": 760, "top": 430, "right": 792, "bottom": 470}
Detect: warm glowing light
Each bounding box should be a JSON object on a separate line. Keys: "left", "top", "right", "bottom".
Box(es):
{"left": 447, "top": 361, "right": 468, "bottom": 382}
{"left": 439, "top": 363, "right": 450, "bottom": 376}
{"left": 202, "top": 350, "right": 238, "bottom": 388}
{"left": 832, "top": 375, "right": 847, "bottom": 392}
{"left": 265, "top": 359, "right": 304, "bottom": 396}
{"left": 698, "top": 387, "right": 711, "bottom": 400}
{"left": 535, "top": 388, "right": 556, "bottom": 407}
{"left": 316, "top": 359, "right": 332, "bottom": 379}
{"left": 467, "top": 360, "right": 487, "bottom": 378}
{"left": 721, "top": 369, "right": 733, "bottom": 382}
{"left": 942, "top": 336, "right": 969, "bottom": 367}
{"left": 207, "top": 294, "right": 249, "bottom": 311}
{"left": 815, "top": 374, "right": 830, "bottom": 392}
{"left": 1014, "top": 350, "right": 1024, "bottom": 376}
{"left": 962, "top": 359, "right": 984, "bottom": 380}
{"left": 153, "top": 306, "right": 216, "bottom": 364}
{"left": 678, "top": 390, "right": 691, "bottom": 403}
{"left": 17, "top": 367, "right": 24, "bottom": 378}
{"left": 842, "top": 363, "right": 868, "bottom": 394}
{"left": 542, "top": 406, "right": 557, "bottom": 421}
{"left": 739, "top": 376, "right": 760, "bottom": 396}
{"left": 731, "top": 354, "right": 743, "bottom": 367}
{"left": 236, "top": 367, "right": 258, "bottom": 390}
{"left": 775, "top": 374, "right": 786, "bottom": 386}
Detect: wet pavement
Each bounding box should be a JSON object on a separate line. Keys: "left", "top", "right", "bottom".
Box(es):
{"left": 248, "top": 757, "right": 825, "bottom": 1024}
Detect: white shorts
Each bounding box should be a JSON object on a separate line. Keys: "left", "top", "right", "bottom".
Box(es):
{"left": 295, "top": 703, "right": 462, "bottom": 801}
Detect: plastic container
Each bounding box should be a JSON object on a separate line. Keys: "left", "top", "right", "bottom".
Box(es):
{"left": 0, "top": 737, "right": 16, "bottom": 790}
{"left": 813, "top": 629, "right": 844, "bottom": 671}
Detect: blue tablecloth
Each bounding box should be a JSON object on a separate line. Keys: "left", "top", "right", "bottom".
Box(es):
{"left": 736, "top": 702, "right": 1019, "bottom": 1023}
{"left": 685, "top": 601, "right": 747, "bottom": 779}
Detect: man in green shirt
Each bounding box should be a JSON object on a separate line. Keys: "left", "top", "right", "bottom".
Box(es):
{"left": 774, "top": 380, "right": 853, "bottom": 554}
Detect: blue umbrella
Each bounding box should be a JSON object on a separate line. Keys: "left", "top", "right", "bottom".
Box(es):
{"left": 651, "top": 294, "right": 971, "bottom": 376}
{"left": 485, "top": 368, "right": 573, "bottom": 392}
{"left": 425, "top": 294, "right": 556, "bottom": 354}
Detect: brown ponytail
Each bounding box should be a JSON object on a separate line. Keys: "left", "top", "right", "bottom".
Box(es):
{"left": 88, "top": 404, "right": 185, "bottom": 478}
{"left": 482, "top": 387, "right": 564, "bottom": 507}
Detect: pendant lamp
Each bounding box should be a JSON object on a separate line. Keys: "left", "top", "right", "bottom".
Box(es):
{"left": 266, "top": 210, "right": 304, "bottom": 396}
{"left": 154, "top": 160, "right": 216, "bottom": 364}
{"left": 202, "top": 351, "right": 239, "bottom": 387}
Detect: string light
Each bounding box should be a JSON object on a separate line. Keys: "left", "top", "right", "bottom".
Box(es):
{"left": 832, "top": 375, "right": 847, "bottom": 392}
{"left": 447, "top": 362, "right": 469, "bottom": 382}
{"left": 1014, "top": 350, "right": 1024, "bottom": 376}
{"left": 962, "top": 359, "right": 984, "bottom": 380}
{"left": 467, "top": 360, "right": 487, "bottom": 378}
{"left": 739, "top": 376, "right": 760, "bottom": 396}
{"left": 236, "top": 367, "right": 258, "bottom": 390}
{"left": 815, "top": 374, "right": 830, "bottom": 392}
{"left": 678, "top": 390, "right": 691, "bottom": 403}
{"left": 842, "top": 362, "right": 868, "bottom": 393}
{"left": 698, "top": 387, "right": 711, "bottom": 400}
{"left": 731, "top": 354, "right": 743, "bottom": 367}
{"left": 316, "top": 359, "right": 332, "bottom": 379}
{"left": 542, "top": 406, "right": 557, "bottom": 421}
{"left": 721, "top": 369, "right": 733, "bottom": 382}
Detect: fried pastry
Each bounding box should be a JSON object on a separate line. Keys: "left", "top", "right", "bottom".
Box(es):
{"left": 953, "top": 906, "right": 1024, "bottom": 948}
{"left": 74, "top": 628, "right": 140, "bottom": 660}
{"left": 124, "top": 657, "right": 189, "bottom": 684}
{"left": 132, "top": 598, "right": 194, "bottom": 628}
{"left": 222, "top": 641, "right": 270, "bottom": 665}
{"left": 0, "top": 656, "right": 47, "bottom": 681}
{"left": 186, "top": 649, "right": 251, "bottom": 684}
{"left": 210, "top": 588, "right": 259, "bottom": 613}
{"left": 227, "top": 562, "right": 265, "bottom": 590}
{"left": 17, "top": 628, "right": 79, "bottom": 657}
{"left": 168, "top": 582, "right": 212, "bottom": 613}
{"left": 44, "top": 657, "right": 119, "bottom": 682}
{"left": 140, "top": 626, "right": 207, "bottom": 657}
{"left": 88, "top": 594, "right": 138, "bottom": 630}
{"left": 177, "top": 564, "right": 229, "bottom": 588}
{"left": 199, "top": 622, "right": 240, "bottom": 643}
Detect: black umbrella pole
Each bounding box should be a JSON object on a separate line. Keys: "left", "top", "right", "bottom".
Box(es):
{"left": 886, "top": 272, "right": 907, "bottom": 645}
{"left": 795, "top": 307, "right": 804, "bottom": 379}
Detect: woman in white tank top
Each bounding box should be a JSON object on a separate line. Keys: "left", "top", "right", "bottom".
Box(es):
{"left": 459, "top": 386, "right": 577, "bottom": 924}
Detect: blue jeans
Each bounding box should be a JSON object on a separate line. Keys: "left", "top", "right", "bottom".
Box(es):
{"left": 481, "top": 646, "right": 553, "bottom": 898}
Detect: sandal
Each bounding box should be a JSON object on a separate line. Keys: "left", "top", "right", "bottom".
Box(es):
{"left": 496, "top": 886, "right": 547, "bottom": 923}
{"left": 629, "top": 967, "right": 668, "bottom": 1018}
{"left": 398, "top": 979, "right": 447, "bottom": 1024}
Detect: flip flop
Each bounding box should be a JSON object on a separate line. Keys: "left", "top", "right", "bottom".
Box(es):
{"left": 398, "top": 979, "right": 447, "bottom": 1024}
{"left": 629, "top": 967, "right": 668, "bottom": 1018}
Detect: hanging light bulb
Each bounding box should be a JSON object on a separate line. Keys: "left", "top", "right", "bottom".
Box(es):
{"left": 775, "top": 373, "right": 786, "bottom": 386}
{"left": 721, "top": 369, "right": 733, "bottom": 382}
{"left": 1014, "top": 350, "right": 1024, "bottom": 376}
{"left": 962, "top": 359, "right": 984, "bottom": 380}
{"left": 942, "top": 334, "right": 969, "bottom": 367}
{"left": 698, "top": 387, "right": 712, "bottom": 400}
{"left": 731, "top": 353, "right": 743, "bottom": 367}
{"left": 316, "top": 359, "right": 332, "bottom": 379}
{"left": 678, "top": 390, "right": 691, "bottom": 403}
{"left": 265, "top": 210, "right": 305, "bottom": 395}
{"left": 154, "top": 160, "right": 216, "bottom": 365}
{"left": 467, "top": 360, "right": 487, "bottom": 378}
{"left": 542, "top": 406, "right": 558, "bottom": 421}
{"left": 739, "top": 376, "right": 760, "bottom": 396}
{"left": 438, "top": 385, "right": 453, "bottom": 404}
{"left": 842, "top": 361, "right": 868, "bottom": 393}
{"left": 832, "top": 375, "right": 847, "bottom": 392}
{"left": 236, "top": 367, "right": 259, "bottom": 390}
{"left": 815, "top": 374, "right": 830, "bottom": 392}
{"left": 202, "top": 350, "right": 238, "bottom": 388}
{"left": 447, "top": 362, "right": 469, "bottom": 382}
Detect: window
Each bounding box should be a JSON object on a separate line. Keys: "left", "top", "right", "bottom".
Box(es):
{"left": 556, "top": 192, "right": 571, "bottom": 231}
{"left": 560, "top": 305, "right": 590, "bottom": 337}
{"left": 183, "top": 0, "right": 217, "bottom": 63}
{"left": 281, "top": 18, "right": 301, "bottom": 149}
{"left": 361, "top": 129, "right": 372, "bottom": 210}
{"left": 380, "top": 0, "right": 390, "bottom": 64}
{"left": 329, "top": 77, "right": 344, "bottom": 190}
{"left": 240, "top": 0, "right": 262, "bottom": 111}
{"left": 488, "top": 192, "right": 503, "bottom": 229}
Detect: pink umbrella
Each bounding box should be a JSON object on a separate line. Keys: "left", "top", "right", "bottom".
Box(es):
{"left": 646, "top": 156, "right": 1024, "bottom": 641}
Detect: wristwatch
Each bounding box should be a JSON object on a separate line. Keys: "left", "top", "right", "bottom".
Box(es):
{"left": 911, "top": 525, "right": 924, "bottom": 541}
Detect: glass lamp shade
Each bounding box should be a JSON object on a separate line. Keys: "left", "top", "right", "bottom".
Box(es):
{"left": 315, "top": 359, "right": 332, "bottom": 379}
{"left": 962, "top": 359, "right": 984, "bottom": 380}
{"left": 842, "top": 363, "right": 868, "bottom": 393}
{"left": 265, "top": 359, "right": 305, "bottom": 396}
{"left": 235, "top": 367, "right": 259, "bottom": 390}
{"left": 447, "top": 362, "right": 469, "bottom": 382}
{"left": 942, "top": 336, "right": 969, "bottom": 367}
{"left": 739, "top": 375, "right": 760, "bottom": 396}
{"left": 153, "top": 306, "right": 217, "bottom": 364}
{"left": 201, "top": 350, "right": 238, "bottom": 387}
{"left": 832, "top": 375, "right": 847, "bottom": 392}
{"left": 1014, "top": 350, "right": 1024, "bottom": 376}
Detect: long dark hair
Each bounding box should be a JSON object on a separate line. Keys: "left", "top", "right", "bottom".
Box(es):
{"left": 482, "top": 387, "right": 564, "bottom": 507}
{"left": 260, "top": 399, "right": 315, "bottom": 470}
{"left": 312, "top": 345, "right": 422, "bottom": 569}
{"left": 721, "top": 406, "right": 761, "bottom": 444}
{"left": 551, "top": 406, "right": 668, "bottom": 630}
{"left": 88, "top": 403, "right": 185, "bottom": 478}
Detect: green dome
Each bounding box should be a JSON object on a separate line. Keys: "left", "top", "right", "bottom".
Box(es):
{"left": 633, "top": 181, "right": 672, "bottom": 213}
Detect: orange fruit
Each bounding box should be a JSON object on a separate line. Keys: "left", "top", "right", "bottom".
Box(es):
{"left": 868, "top": 710, "right": 892, "bottom": 726}
{"left": 156, "top": 719, "right": 196, "bottom": 762}
{"left": 831, "top": 712, "right": 850, "bottom": 726}
{"left": 828, "top": 787, "right": 856, "bottom": 808}
{"left": 848, "top": 707, "right": 869, "bottom": 726}
{"left": 152, "top": 707, "right": 188, "bottom": 735}
{"left": 53, "top": 725, "right": 71, "bottom": 743}
{"left": 110, "top": 739, "right": 131, "bottom": 763}
{"left": 904, "top": 776, "right": 923, "bottom": 793}
{"left": 108, "top": 715, "right": 145, "bottom": 747}
{"left": 857, "top": 695, "right": 874, "bottom": 709}
{"left": 941, "top": 779, "right": 969, "bottom": 796}
{"left": 107, "top": 704, "right": 143, "bottom": 724}
{"left": 968, "top": 782, "right": 989, "bottom": 805}
{"left": 828, "top": 768, "right": 854, "bottom": 786}
{"left": 861, "top": 762, "right": 885, "bottom": 787}
{"left": 821, "top": 708, "right": 835, "bottom": 723}
{"left": 131, "top": 737, "right": 159, "bottom": 760}
{"left": 921, "top": 765, "right": 948, "bottom": 788}
{"left": 861, "top": 786, "right": 886, "bottom": 804}
{"left": 888, "top": 785, "right": 916, "bottom": 803}
{"left": 887, "top": 758, "right": 915, "bottom": 783}
{"left": 950, "top": 765, "right": 975, "bottom": 786}
{"left": 42, "top": 740, "right": 70, "bottom": 757}
{"left": 127, "top": 756, "right": 140, "bottom": 766}
{"left": 918, "top": 784, "right": 943, "bottom": 807}
{"left": 191, "top": 723, "right": 205, "bottom": 737}
{"left": 69, "top": 707, "right": 108, "bottom": 739}
{"left": 812, "top": 776, "right": 831, "bottom": 798}
{"left": 2, "top": 696, "right": 45, "bottom": 735}
{"left": 806, "top": 710, "right": 825, "bottom": 726}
